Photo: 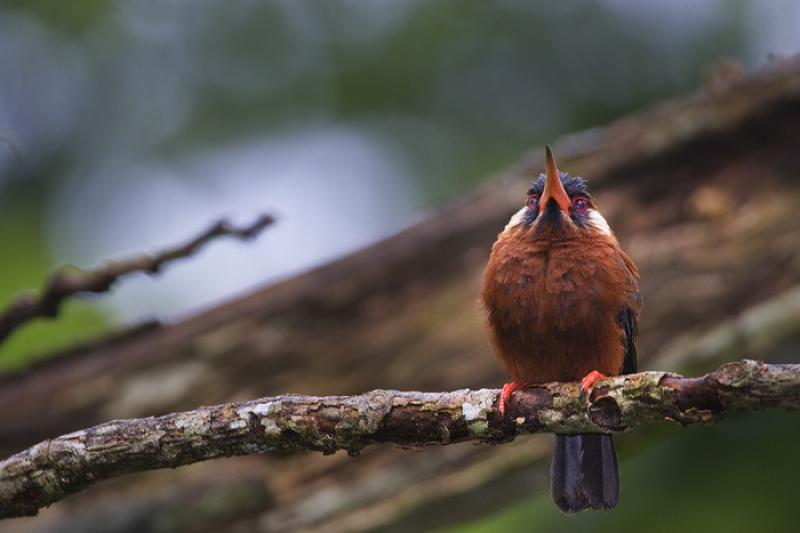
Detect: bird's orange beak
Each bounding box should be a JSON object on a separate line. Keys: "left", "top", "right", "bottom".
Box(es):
{"left": 540, "top": 146, "right": 571, "bottom": 214}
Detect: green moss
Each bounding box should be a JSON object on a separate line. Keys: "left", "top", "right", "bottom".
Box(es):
{"left": 467, "top": 420, "right": 489, "bottom": 439}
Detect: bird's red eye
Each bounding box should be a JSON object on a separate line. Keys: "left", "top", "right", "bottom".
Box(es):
{"left": 573, "top": 197, "right": 588, "bottom": 214}
{"left": 527, "top": 195, "right": 538, "bottom": 209}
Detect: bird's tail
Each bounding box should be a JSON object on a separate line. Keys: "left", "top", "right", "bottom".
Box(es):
{"left": 550, "top": 433, "right": 619, "bottom": 512}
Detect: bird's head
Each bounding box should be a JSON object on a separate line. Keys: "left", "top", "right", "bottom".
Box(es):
{"left": 503, "top": 146, "right": 613, "bottom": 242}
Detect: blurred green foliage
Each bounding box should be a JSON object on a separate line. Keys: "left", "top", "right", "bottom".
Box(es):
{"left": 0, "top": 0, "right": 108, "bottom": 34}
{"left": 0, "top": 184, "right": 109, "bottom": 371}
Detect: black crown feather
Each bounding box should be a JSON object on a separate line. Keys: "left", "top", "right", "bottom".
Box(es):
{"left": 527, "top": 172, "right": 591, "bottom": 198}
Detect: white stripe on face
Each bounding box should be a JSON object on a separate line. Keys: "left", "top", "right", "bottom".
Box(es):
{"left": 503, "top": 207, "right": 529, "bottom": 232}
{"left": 587, "top": 209, "right": 612, "bottom": 236}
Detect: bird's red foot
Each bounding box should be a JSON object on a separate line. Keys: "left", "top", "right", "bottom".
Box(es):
{"left": 581, "top": 370, "right": 608, "bottom": 395}
{"left": 498, "top": 381, "right": 522, "bottom": 414}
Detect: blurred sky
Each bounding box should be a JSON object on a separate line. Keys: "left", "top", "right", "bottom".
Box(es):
{"left": 1, "top": 0, "right": 800, "bottom": 358}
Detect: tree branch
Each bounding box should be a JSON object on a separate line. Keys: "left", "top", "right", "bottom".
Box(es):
{"left": 1, "top": 359, "right": 798, "bottom": 519}
{"left": 0, "top": 213, "right": 275, "bottom": 346}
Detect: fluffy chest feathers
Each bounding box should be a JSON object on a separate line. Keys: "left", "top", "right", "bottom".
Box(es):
{"left": 481, "top": 230, "right": 639, "bottom": 383}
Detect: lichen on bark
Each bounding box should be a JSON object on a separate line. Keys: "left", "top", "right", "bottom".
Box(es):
{"left": 2, "top": 359, "right": 800, "bottom": 519}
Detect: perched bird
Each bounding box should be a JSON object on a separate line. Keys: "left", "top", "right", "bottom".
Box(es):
{"left": 481, "top": 146, "right": 641, "bottom": 512}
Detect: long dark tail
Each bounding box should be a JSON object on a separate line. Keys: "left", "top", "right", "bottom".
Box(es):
{"left": 550, "top": 433, "right": 619, "bottom": 512}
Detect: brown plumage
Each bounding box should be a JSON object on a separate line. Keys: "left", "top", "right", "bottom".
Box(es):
{"left": 481, "top": 146, "right": 641, "bottom": 512}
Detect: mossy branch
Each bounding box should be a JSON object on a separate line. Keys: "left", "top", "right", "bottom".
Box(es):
{"left": 1, "top": 359, "right": 799, "bottom": 518}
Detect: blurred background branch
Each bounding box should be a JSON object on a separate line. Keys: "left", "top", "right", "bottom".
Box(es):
{"left": 2, "top": 359, "right": 798, "bottom": 520}
{"left": 0, "top": 214, "right": 274, "bottom": 346}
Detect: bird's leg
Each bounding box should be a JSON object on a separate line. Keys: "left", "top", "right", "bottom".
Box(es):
{"left": 498, "top": 381, "right": 522, "bottom": 414}
{"left": 580, "top": 370, "right": 608, "bottom": 395}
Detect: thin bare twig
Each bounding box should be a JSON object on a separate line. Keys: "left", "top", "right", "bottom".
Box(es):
{"left": 0, "top": 213, "right": 275, "bottom": 346}
{"left": 1, "top": 359, "right": 798, "bottom": 518}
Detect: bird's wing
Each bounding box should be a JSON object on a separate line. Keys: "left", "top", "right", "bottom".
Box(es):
{"left": 616, "top": 250, "right": 641, "bottom": 375}
{"left": 619, "top": 303, "right": 639, "bottom": 374}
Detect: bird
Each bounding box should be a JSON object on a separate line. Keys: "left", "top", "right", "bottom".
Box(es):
{"left": 480, "top": 146, "right": 641, "bottom": 512}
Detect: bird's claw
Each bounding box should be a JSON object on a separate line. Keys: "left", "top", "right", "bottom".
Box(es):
{"left": 498, "top": 381, "right": 522, "bottom": 414}
{"left": 580, "top": 370, "right": 607, "bottom": 398}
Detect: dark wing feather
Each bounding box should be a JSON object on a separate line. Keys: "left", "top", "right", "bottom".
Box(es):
{"left": 619, "top": 300, "right": 639, "bottom": 374}
{"left": 615, "top": 250, "right": 641, "bottom": 376}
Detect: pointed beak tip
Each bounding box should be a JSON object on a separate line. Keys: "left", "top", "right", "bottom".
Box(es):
{"left": 544, "top": 146, "right": 558, "bottom": 176}
{"left": 541, "top": 145, "right": 570, "bottom": 213}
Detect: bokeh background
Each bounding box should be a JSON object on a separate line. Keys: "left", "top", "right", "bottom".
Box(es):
{"left": 2, "top": 1, "right": 800, "bottom": 531}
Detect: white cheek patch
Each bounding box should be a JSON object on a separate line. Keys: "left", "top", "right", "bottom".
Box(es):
{"left": 587, "top": 209, "right": 612, "bottom": 236}
{"left": 503, "top": 207, "right": 529, "bottom": 232}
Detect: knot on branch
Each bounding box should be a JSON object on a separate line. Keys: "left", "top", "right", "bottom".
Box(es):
{"left": 588, "top": 395, "right": 624, "bottom": 431}
{"left": 708, "top": 359, "right": 800, "bottom": 409}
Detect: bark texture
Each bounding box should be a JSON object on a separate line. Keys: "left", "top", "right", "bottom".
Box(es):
{"left": 3, "top": 59, "right": 800, "bottom": 532}
{"left": 2, "top": 359, "right": 799, "bottom": 519}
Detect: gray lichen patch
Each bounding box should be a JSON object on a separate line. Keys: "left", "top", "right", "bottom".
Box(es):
{"left": 537, "top": 407, "right": 591, "bottom": 433}
{"left": 236, "top": 401, "right": 279, "bottom": 420}
{"left": 462, "top": 402, "right": 482, "bottom": 421}
{"left": 619, "top": 371, "right": 672, "bottom": 400}
{"left": 251, "top": 401, "right": 280, "bottom": 417}
{"left": 460, "top": 389, "right": 496, "bottom": 420}
{"left": 59, "top": 438, "right": 87, "bottom": 455}
{"left": 229, "top": 419, "right": 248, "bottom": 430}
{"left": 608, "top": 372, "right": 675, "bottom": 423}
{"left": 173, "top": 411, "right": 211, "bottom": 436}
{"left": 261, "top": 419, "right": 281, "bottom": 437}
{"left": 460, "top": 389, "right": 504, "bottom": 441}
{"left": 59, "top": 430, "right": 88, "bottom": 440}
{"left": 234, "top": 401, "right": 283, "bottom": 437}
{"left": 355, "top": 390, "right": 395, "bottom": 433}
{"left": 88, "top": 422, "right": 126, "bottom": 437}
